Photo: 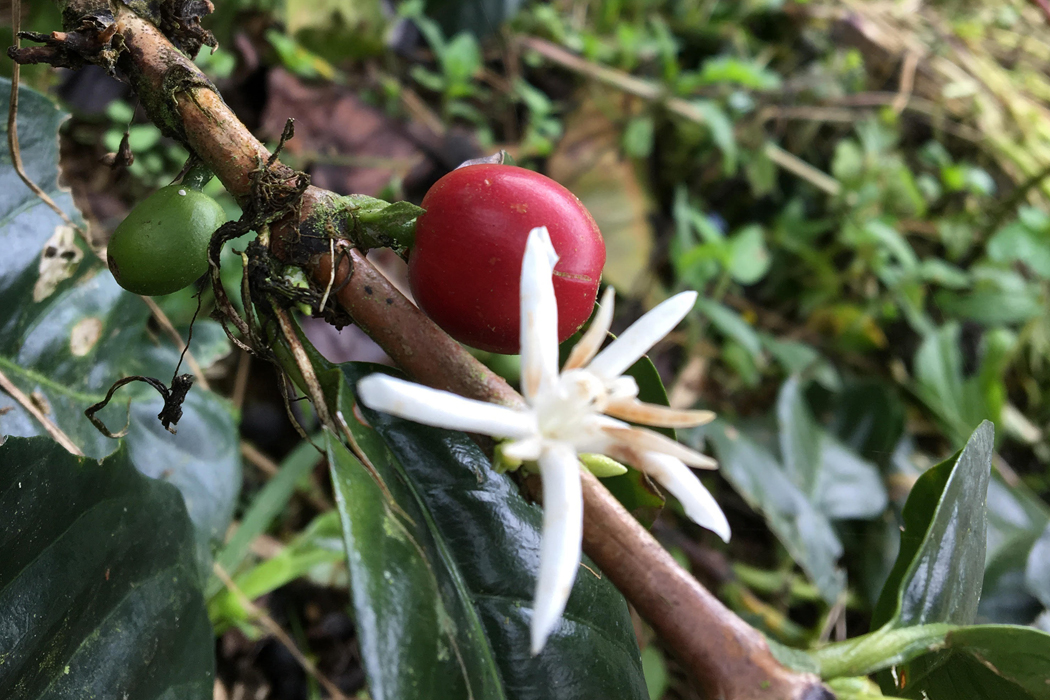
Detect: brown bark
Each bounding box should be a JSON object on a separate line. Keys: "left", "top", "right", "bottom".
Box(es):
{"left": 19, "top": 5, "right": 832, "bottom": 698}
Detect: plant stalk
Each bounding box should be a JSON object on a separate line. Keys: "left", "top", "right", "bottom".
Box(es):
{"left": 17, "top": 4, "right": 831, "bottom": 697}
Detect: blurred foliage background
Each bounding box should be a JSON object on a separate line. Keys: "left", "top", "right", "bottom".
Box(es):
{"left": 8, "top": 0, "right": 1050, "bottom": 696}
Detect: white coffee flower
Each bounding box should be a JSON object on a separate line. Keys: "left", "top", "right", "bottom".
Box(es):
{"left": 357, "top": 226, "right": 729, "bottom": 654}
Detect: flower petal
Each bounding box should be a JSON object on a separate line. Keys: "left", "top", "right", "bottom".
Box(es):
{"left": 587, "top": 291, "right": 698, "bottom": 381}
{"left": 604, "top": 398, "right": 716, "bottom": 428}
{"left": 520, "top": 227, "right": 562, "bottom": 403}
{"left": 564, "top": 286, "right": 615, "bottom": 371}
{"left": 357, "top": 374, "right": 537, "bottom": 439}
{"left": 636, "top": 451, "right": 730, "bottom": 542}
{"left": 501, "top": 436, "right": 544, "bottom": 462}
{"left": 530, "top": 442, "right": 583, "bottom": 655}
{"left": 601, "top": 424, "right": 718, "bottom": 469}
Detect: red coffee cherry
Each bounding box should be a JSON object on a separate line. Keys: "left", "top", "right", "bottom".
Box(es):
{"left": 408, "top": 164, "right": 606, "bottom": 354}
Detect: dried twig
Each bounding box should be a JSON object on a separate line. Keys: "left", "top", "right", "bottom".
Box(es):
{"left": 271, "top": 305, "right": 334, "bottom": 429}
{"left": 212, "top": 562, "right": 351, "bottom": 700}
{"left": 141, "top": 296, "right": 210, "bottom": 389}
{"left": 7, "top": 5, "right": 80, "bottom": 232}
{"left": 892, "top": 51, "right": 920, "bottom": 114}
{"left": 516, "top": 35, "right": 842, "bottom": 197}
{"left": 231, "top": 349, "right": 251, "bottom": 410}
{"left": 0, "top": 368, "right": 83, "bottom": 456}
{"left": 240, "top": 440, "right": 332, "bottom": 512}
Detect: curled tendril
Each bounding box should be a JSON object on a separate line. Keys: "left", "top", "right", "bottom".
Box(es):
{"left": 85, "top": 373, "right": 194, "bottom": 438}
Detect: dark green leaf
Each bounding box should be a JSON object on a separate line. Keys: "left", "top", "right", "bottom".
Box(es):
{"left": 823, "top": 379, "right": 905, "bottom": 469}
{"left": 330, "top": 363, "right": 647, "bottom": 700}
{"left": 0, "top": 436, "right": 213, "bottom": 699}
{"left": 872, "top": 422, "right": 994, "bottom": 629}
{"left": 0, "top": 78, "right": 240, "bottom": 554}
{"left": 423, "top": 0, "right": 523, "bottom": 38}
{"left": 888, "top": 625, "right": 1050, "bottom": 699}
{"left": 979, "top": 529, "right": 1045, "bottom": 625}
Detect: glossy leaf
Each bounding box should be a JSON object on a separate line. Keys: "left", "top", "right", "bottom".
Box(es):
{"left": 0, "top": 78, "right": 240, "bottom": 554}
{"left": 872, "top": 421, "right": 994, "bottom": 629}
{"left": 0, "top": 436, "right": 213, "bottom": 698}
{"left": 888, "top": 625, "right": 1050, "bottom": 699}
{"left": 330, "top": 363, "right": 647, "bottom": 700}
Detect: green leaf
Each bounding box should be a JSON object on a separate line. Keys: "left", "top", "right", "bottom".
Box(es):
{"left": 863, "top": 220, "right": 918, "bottom": 271}
{"left": 912, "top": 324, "right": 991, "bottom": 445}
{"left": 691, "top": 100, "right": 738, "bottom": 174}
{"left": 422, "top": 0, "right": 523, "bottom": 38}
{"left": 695, "top": 56, "right": 782, "bottom": 90}
{"left": 208, "top": 512, "right": 345, "bottom": 632}
{"left": 330, "top": 363, "right": 647, "bottom": 700}
{"left": 777, "top": 376, "right": 823, "bottom": 495}
{"left": 0, "top": 436, "right": 213, "bottom": 698}
{"left": 777, "top": 378, "right": 887, "bottom": 519}
{"left": 933, "top": 288, "right": 1044, "bottom": 325}
{"left": 761, "top": 335, "right": 841, "bottom": 391}
{"left": 872, "top": 422, "right": 994, "bottom": 630}
{"left": 207, "top": 438, "right": 322, "bottom": 598}
{"left": 823, "top": 380, "right": 905, "bottom": 468}
{"left": 623, "top": 115, "right": 655, "bottom": 159}
{"left": 699, "top": 420, "right": 846, "bottom": 603}
{"left": 640, "top": 646, "right": 669, "bottom": 700}
{"left": 889, "top": 625, "right": 1050, "bottom": 699}
{"left": 979, "top": 475, "right": 1050, "bottom": 624}
{"left": 694, "top": 298, "right": 762, "bottom": 357}
{"left": 817, "top": 439, "right": 888, "bottom": 520}
{"left": 727, "top": 225, "right": 771, "bottom": 285}
{"left": 0, "top": 78, "right": 241, "bottom": 557}
{"left": 987, "top": 219, "right": 1050, "bottom": 279}
{"left": 440, "top": 33, "right": 482, "bottom": 86}
{"left": 918, "top": 259, "right": 970, "bottom": 289}
{"left": 814, "top": 619, "right": 1050, "bottom": 695}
